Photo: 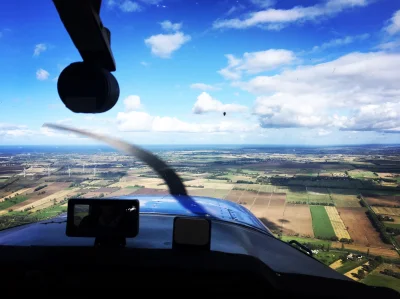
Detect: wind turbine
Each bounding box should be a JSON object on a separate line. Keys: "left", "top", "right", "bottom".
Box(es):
{"left": 68, "top": 166, "right": 71, "bottom": 178}
{"left": 48, "top": 165, "right": 50, "bottom": 177}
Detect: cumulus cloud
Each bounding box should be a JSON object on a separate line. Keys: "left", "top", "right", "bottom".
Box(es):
{"left": 236, "top": 52, "right": 400, "bottom": 133}
{"left": 0, "top": 123, "right": 33, "bottom": 138}
{"left": 107, "top": 0, "right": 141, "bottom": 12}
{"left": 160, "top": 20, "right": 182, "bottom": 31}
{"left": 312, "top": 33, "right": 369, "bottom": 52}
{"left": 190, "top": 83, "right": 220, "bottom": 91}
{"left": 213, "top": 0, "right": 369, "bottom": 30}
{"left": 116, "top": 93, "right": 253, "bottom": 132}
{"left": 384, "top": 10, "right": 400, "bottom": 35}
{"left": 218, "top": 49, "right": 295, "bottom": 80}
{"left": 117, "top": 111, "right": 256, "bottom": 133}
{"left": 192, "top": 92, "right": 248, "bottom": 114}
{"left": 145, "top": 32, "right": 191, "bottom": 58}
{"left": 33, "top": 43, "right": 47, "bottom": 57}
{"left": 124, "top": 95, "right": 142, "bottom": 111}
{"left": 340, "top": 103, "right": 400, "bottom": 133}
{"left": 36, "top": 68, "right": 50, "bottom": 80}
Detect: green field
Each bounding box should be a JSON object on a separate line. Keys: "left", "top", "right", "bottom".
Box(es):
{"left": 310, "top": 206, "right": 336, "bottom": 239}
{"left": 313, "top": 251, "right": 342, "bottom": 265}
{"left": 362, "top": 273, "right": 400, "bottom": 293}
{"left": 280, "top": 235, "right": 332, "bottom": 247}
{"left": 0, "top": 195, "right": 29, "bottom": 211}
{"left": 329, "top": 188, "right": 361, "bottom": 207}
{"left": 384, "top": 222, "right": 400, "bottom": 229}
{"left": 285, "top": 186, "right": 307, "bottom": 203}
{"left": 307, "top": 187, "right": 333, "bottom": 205}
{"left": 126, "top": 186, "right": 142, "bottom": 189}
{"left": 263, "top": 185, "right": 275, "bottom": 193}
{"left": 348, "top": 170, "right": 378, "bottom": 179}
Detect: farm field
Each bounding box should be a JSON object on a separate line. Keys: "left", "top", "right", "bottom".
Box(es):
{"left": 312, "top": 250, "right": 341, "bottom": 265}
{"left": 0, "top": 144, "right": 399, "bottom": 292}
{"left": 338, "top": 207, "right": 385, "bottom": 247}
{"left": 329, "top": 259, "right": 343, "bottom": 269}
{"left": 285, "top": 186, "right": 307, "bottom": 203}
{"left": 280, "top": 204, "right": 314, "bottom": 237}
{"left": 362, "top": 263, "right": 400, "bottom": 293}
{"left": 307, "top": 187, "right": 333, "bottom": 205}
{"left": 362, "top": 273, "right": 400, "bottom": 292}
{"left": 344, "top": 261, "right": 369, "bottom": 281}
{"left": 252, "top": 194, "right": 286, "bottom": 234}
{"left": 309, "top": 206, "right": 336, "bottom": 239}
{"left": 363, "top": 193, "right": 400, "bottom": 207}
{"left": 330, "top": 243, "right": 398, "bottom": 258}
{"left": 329, "top": 188, "right": 361, "bottom": 208}
{"left": 372, "top": 207, "right": 400, "bottom": 216}
{"left": 325, "top": 206, "right": 351, "bottom": 240}
{"left": 335, "top": 259, "right": 367, "bottom": 274}
{"left": 384, "top": 216, "right": 400, "bottom": 229}
{"left": 0, "top": 188, "right": 33, "bottom": 202}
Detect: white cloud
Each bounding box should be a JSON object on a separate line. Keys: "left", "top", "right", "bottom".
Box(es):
{"left": 140, "top": 61, "right": 149, "bottom": 66}
{"left": 33, "top": 43, "right": 47, "bottom": 57}
{"left": 144, "top": 32, "right": 191, "bottom": 58}
{"left": 226, "top": 5, "right": 246, "bottom": 16}
{"left": 312, "top": 33, "right": 369, "bottom": 52}
{"left": 124, "top": 95, "right": 142, "bottom": 111}
{"left": 218, "top": 49, "right": 295, "bottom": 80}
{"left": 192, "top": 92, "right": 248, "bottom": 114}
{"left": 249, "top": 0, "right": 276, "bottom": 8}
{"left": 340, "top": 103, "right": 400, "bottom": 133}
{"left": 377, "top": 40, "right": 400, "bottom": 51}
{"left": 190, "top": 83, "right": 220, "bottom": 91}
{"left": 36, "top": 68, "right": 49, "bottom": 80}
{"left": 236, "top": 51, "right": 400, "bottom": 133}
{"left": 107, "top": 0, "right": 141, "bottom": 12}
{"left": 117, "top": 110, "right": 256, "bottom": 133}
{"left": 160, "top": 20, "right": 182, "bottom": 32}
{"left": 0, "top": 123, "right": 33, "bottom": 138}
{"left": 384, "top": 10, "right": 400, "bottom": 35}
{"left": 213, "top": 0, "right": 369, "bottom": 30}
{"left": 120, "top": 0, "right": 141, "bottom": 12}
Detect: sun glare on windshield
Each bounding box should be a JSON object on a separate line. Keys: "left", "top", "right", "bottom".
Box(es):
{"left": 0, "top": 0, "right": 400, "bottom": 293}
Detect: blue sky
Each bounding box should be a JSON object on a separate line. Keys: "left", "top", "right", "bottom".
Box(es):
{"left": 0, "top": 0, "right": 400, "bottom": 145}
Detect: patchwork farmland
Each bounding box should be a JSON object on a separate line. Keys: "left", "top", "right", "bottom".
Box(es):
{"left": 0, "top": 144, "right": 399, "bottom": 292}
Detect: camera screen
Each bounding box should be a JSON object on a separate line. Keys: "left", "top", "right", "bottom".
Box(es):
{"left": 66, "top": 199, "right": 139, "bottom": 238}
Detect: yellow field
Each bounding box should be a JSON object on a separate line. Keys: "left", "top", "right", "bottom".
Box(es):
{"left": 344, "top": 262, "right": 369, "bottom": 281}
{"left": 15, "top": 188, "right": 80, "bottom": 212}
{"left": 0, "top": 188, "right": 33, "bottom": 202}
{"left": 372, "top": 207, "right": 400, "bottom": 216}
{"left": 329, "top": 260, "right": 343, "bottom": 270}
{"left": 325, "top": 206, "right": 351, "bottom": 239}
